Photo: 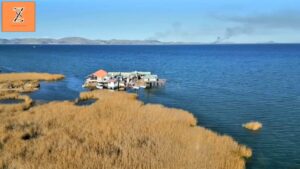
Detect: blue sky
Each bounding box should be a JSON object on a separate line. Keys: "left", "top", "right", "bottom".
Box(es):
{"left": 1, "top": 0, "right": 300, "bottom": 43}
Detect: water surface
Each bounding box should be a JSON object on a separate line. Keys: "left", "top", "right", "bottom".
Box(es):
{"left": 0, "top": 44, "right": 300, "bottom": 169}
{"left": 0, "top": 99, "right": 23, "bottom": 104}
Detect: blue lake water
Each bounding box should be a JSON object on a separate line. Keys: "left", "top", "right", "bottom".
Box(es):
{"left": 0, "top": 44, "right": 300, "bottom": 169}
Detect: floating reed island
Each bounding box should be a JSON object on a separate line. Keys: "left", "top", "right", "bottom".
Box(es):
{"left": 0, "top": 73, "right": 64, "bottom": 112}
{"left": 0, "top": 73, "right": 64, "bottom": 93}
{"left": 0, "top": 72, "right": 252, "bottom": 169}
{"left": 243, "top": 121, "right": 263, "bottom": 131}
{"left": 82, "top": 69, "right": 166, "bottom": 90}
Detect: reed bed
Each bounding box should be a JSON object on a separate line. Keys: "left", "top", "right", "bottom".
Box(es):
{"left": 0, "top": 90, "right": 252, "bottom": 169}
{"left": 243, "top": 121, "right": 263, "bottom": 131}
{"left": 0, "top": 93, "right": 33, "bottom": 112}
{"left": 0, "top": 80, "right": 40, "bottom": 93}
{"left": 0, "top": 73, "right": 64, "bottom": 82}
{"left": 0, "top": 73, "right": 64, "bottom": 94}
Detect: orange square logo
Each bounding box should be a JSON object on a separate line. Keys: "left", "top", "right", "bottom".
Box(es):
{"left": 2, "top": 1, "right": 35, "bottom": 32}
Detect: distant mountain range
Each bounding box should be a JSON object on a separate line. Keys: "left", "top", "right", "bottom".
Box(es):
{"left": 0, "top": 37, "right": 179, "bottom": 45}
{"left": 0, "top": 37, "right": 289, "bottom": 45}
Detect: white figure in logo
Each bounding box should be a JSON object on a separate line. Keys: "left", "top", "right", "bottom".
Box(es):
{"left": 13, "top": 7, "right": 24, "bottom": 23}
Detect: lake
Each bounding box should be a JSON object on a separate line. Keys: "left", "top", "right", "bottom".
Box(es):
{"left": 0, "top": 44, "right": 299, "bottom": 169}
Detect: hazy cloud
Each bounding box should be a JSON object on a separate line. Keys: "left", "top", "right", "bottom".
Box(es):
{"left": 214, "top": 10, "right": 300, "bottom": 43}
{"left": 148, "top": 22, "right": 196, "bottom": 41}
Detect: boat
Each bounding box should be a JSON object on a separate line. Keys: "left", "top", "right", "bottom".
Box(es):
{"left": 96, "top": 83, "right": 104, "bottom": 89}
{"left": 132, "top": 86, "right": 140, "bottom": 90}
{"left": 107, "top": 79, "right": 118, "bottom": 89}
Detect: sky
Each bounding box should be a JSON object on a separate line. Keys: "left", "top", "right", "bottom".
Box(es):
{"left": 1, "top": 0, "right": 300, "bottom": 43}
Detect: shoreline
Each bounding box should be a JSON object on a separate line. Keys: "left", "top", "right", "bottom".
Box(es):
{"left": 0, "top": 72, "right": 252, "bottom": 169}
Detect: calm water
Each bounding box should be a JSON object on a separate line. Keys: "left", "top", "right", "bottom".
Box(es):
{"left": 0, "top": 44, "right": 300, "bottom": 169}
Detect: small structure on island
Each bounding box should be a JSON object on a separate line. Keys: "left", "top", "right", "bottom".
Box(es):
{"left": 107, "top": 79, "right": 118, "bottom": 90}
{"left": 83, "top": 69, "right": 108, "bottom": 87}
{"left": 82, "top": 69, "right": 165, "bottom": 90}
{"left": 93, "top": 69, "right": 108, "bottom": 80}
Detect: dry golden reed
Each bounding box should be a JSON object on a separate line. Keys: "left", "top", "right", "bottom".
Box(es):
{"left": 0, "top": 73, "right": 63, "bottom": 112}
{"left": 0, "top": 90, "right": 252, "bottom": 169}
{"left": 0, "top": 73, "right": 64, "bottom": 82}
{"left": 243, "top": 121, "right": 263, "bottom": 131}
{"left": 0, "top": 73, "right": 252, "bottom": 169}
{"left": 0, "top": 73, "right": 64, "bottom": 94}
{"left": 0, "top": 93, "right": 33, "bottom": 113}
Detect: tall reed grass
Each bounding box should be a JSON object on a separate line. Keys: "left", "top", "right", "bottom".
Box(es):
{"left": 243, "top": 121, "right": 262, "bottom": 131}
{"left": 0, "top": 90, "right": 252, "bottom": 169}
{"left": 0, "top": 93, "right": 32, "bottom": 112}
{"left": 0, "top": 73, "right": 64, "bottom": 94}
{"left": 0, "top": 73, "right": 64, "bottom": 82}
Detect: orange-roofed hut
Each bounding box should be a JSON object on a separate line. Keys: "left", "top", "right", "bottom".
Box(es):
{"left": 93, "top": 69, "right": 108, "bottom": 79}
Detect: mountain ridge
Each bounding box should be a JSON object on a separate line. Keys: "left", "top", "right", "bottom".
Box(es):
{"left": 0, "top": 37, "right": 173, "bottom": 45}
{"left": 0, "top": 37, "right": 292, "bottom": 45}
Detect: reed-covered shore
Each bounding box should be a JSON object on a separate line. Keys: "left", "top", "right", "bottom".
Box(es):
{"left": 0, "top": 73, "right": 64, "bottom": 112}
{"left": 0, "top": 73, "right": 252, "bottom": 169}
{"left": 0, "top": 73, "right": 64, "bottom": 82}
{"left": 0, "top": 73, "right": 64, "bottom": 94}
